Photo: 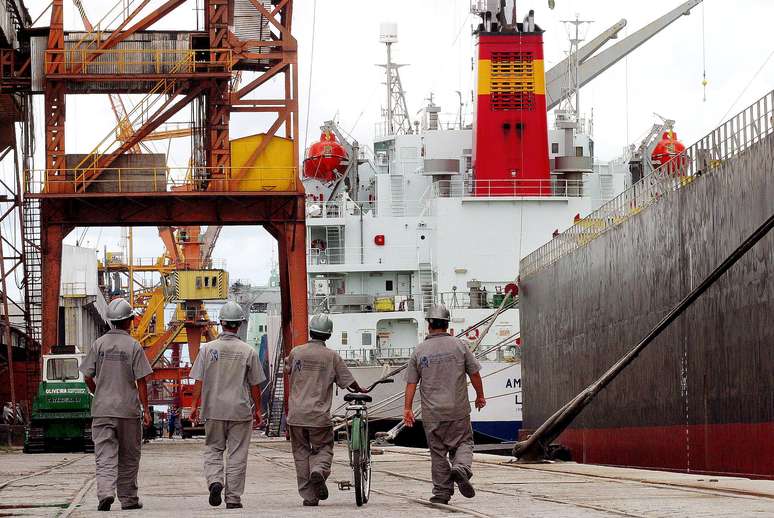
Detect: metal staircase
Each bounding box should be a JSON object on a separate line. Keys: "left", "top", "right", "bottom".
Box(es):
{"left": 390, "top": 175, "right": 405, "bottom": 216}
{"left": 325, "top": 226, "right": 343, "bottom": 264}
{"left": 418, "top": 262, "right": 434, "bottom": 311}
{"left": 21, "top": 196, "right": 42, "bottom": 403}
{"left": 265, "top": 335, "right": 286, "bottom": 437}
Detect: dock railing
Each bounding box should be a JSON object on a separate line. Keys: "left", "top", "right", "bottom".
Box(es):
{"left": 521, "top": 89, "right": 774, "bottom": 277}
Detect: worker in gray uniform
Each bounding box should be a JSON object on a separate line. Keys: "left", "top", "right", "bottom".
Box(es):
{"left": 80, "top": 298, "right": 153, "bottom": 512}
{"left": 404, "top": 304, "right": 486, "bottom": 504}
{"left": 285, "top": 314, "right": 365, "bottom": 506}
{"left": 190, "top": 301, "right": 265, "bottom": 510}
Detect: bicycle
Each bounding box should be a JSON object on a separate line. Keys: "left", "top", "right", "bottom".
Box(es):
{"left": 337, "top": 377, "right": 394, "bottom": 507}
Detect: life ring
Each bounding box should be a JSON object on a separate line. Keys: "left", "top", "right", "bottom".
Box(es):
{"left": 466, "top": 328, "right": 480, "bottom": 341}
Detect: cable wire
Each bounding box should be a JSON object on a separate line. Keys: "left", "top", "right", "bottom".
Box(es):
{"left": 717, "top": 47, "right": 774, "bottom": 125}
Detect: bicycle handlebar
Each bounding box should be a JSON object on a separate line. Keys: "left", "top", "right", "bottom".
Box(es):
{"left": 348, "top": 377, "right": 395, "bottom": 394}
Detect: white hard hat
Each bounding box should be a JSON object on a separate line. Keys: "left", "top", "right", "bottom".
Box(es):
{"left": 309, "top": 314, "right": 333, "bottom": 336}
{"left": 219, "top": 301, "right": 246, "bottom": 324}
{"left": 425, "top": 304, "right": 451, "bottom": 321}
{"left": 107, "top": 298, "right": 135, "bottom": 322}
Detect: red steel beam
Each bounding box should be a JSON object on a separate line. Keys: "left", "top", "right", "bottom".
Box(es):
{"left": 150, "top": 366, "right": 191, "bottom": 381}
{"left": 39, "top": 194, "right": 304, "bottom": 227}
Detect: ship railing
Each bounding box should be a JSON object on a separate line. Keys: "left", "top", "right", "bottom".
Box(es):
{"left": 60, "top": 282, "right": 89, "bottom": 297}
{"left": 521, "top": 89, "right": 774, "bottom": 277}
{"left": 307, "top": 245, "right": 418, "bottom": 268}
{"left": 436, "top": 291, "right": 518, "bottom": 310}
{"left": 431, "top": 178, "right": 585, "bottom": 198}
{"left": 25, "top": 166, "right": 298, "bottom": 195}
{"left": 335, "top": 345, "right": 519, "bottom": 365}
{"left": 305, "top": 199, "right": 376, "bottom": 219}
{"left": 307, "top": 294, "right": 422, "bottom": 314}
{"left": 334, "top": 347, "right": 415, "bottom": 364}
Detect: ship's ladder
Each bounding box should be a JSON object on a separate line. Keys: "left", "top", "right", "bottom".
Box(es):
{"left": 265, "top": 335, "right": 286, "bottom": 437}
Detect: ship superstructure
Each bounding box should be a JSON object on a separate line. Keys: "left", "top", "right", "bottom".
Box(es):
{"left": 293, "top": 1, "right": 706, "bottom": 443}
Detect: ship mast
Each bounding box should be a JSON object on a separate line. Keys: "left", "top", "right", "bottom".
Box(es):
{"left": 378, "top": 23, "right": 413, "bottom": 135}
{"left": 558, "top": 15, "right": 593, "bottom": 132}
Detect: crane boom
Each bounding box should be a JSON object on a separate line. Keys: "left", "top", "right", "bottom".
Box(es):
{"left": 545, "top": 19, "right": 627, "bottom": 109}
{"left": 545, "top": 0, "right": 703, "bottom": 111}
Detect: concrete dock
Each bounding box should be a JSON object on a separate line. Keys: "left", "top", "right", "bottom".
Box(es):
{"left": 1, "top": 438, "right": 773, "bottom": 517}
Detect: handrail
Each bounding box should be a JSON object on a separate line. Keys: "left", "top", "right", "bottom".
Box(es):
{"left": 26, "top": 166, "right": 298, "bottom": 195}
{"left": 521, "top": 89, "right": 774, "bottom": 277}
{"left": 45, "top": 48, "right": 232, "bottom": 75}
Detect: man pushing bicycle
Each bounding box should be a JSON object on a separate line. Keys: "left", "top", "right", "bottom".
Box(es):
{"left": 285, "top": 314, "right": 365, "bottom": 507}
{"left": 404, "top": 304, "right": 487, "bottom": 505}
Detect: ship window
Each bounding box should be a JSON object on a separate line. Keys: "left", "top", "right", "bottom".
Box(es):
{"left": 362, "top": 333, "right": 373, "bottom": 346}
{"left": 490, "top": 51, "right": 535, "bottom": 111}
{"left": 575, "top": 146, "right": 584, "bottom": 157}
{"left": 551, "top": 143, "right": 559, "bottom": 154}
{"left": 47, "top": 358, "right": 79, "bottom": 381}
{"left": 212, "top": 276, "right": 218, "bottom": 287}
{"left": 195, "top": 276, "right": 202, "bottom": 289}
{"left": 386, "top": 280, "right": 394, "bottom": 291}
{"left": 341, "top": 331, "right": 348, "bottom": 345}
{"left": 204, "top": 277, "right": 210, "bottom": 287}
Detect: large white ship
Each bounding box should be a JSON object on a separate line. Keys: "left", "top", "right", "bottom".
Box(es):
{"left": 265, "top": 1, "right": 699, "bottom": 443}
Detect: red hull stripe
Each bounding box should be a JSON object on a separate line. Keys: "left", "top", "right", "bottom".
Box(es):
{"left": 558, "top": 422, "right": 774, "bottom": 479}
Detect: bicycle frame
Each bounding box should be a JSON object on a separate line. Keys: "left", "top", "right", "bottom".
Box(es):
{"left": 344, "top": 403, "right": 369, "bottom": 465}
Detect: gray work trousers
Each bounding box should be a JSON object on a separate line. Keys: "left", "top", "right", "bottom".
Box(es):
{"left": 92, "top": 417, "right": 143, "bottom": 507}
{"left": 288, "top": 425, "right": 334, "bottom": 502}
{"left": 203, "top": 419, "right": 252, "bottom": 505}
{"left": 423, "top": 417, "right": 474, "bottom": 499}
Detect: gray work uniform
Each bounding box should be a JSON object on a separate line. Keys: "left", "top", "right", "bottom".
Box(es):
{"left": 406, "top": 333, "right": 481, "bottom": 500}
{"left": 80, "top": 329, "right": 153, "bottom": 507}
{"left": 190, "top": 331, "right": 264, "bottom": 505}
{"left": 285, "top": 340, "right": 355, "bottom": 502}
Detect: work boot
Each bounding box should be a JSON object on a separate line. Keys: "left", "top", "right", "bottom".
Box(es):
{"left": 208, "top": 482, "right": 223, "bottom": 507}
{"left": 121, "top": 502, "right": 143, "bottom": 510}
{"left": 303, "top": 500, "right": 319, "bottom": 507}
{"left": 451, "top": 467, "right": 475, "bottom": 498}
{"left": 310, "top": 471, "right": 328, "bottom": 500}
{"left": 429, "top": 495, "right": 449, "bottom": 504}
{"left": 226, "top": 503, "right": 243, "bottom": 509}
{"left": 97, "top": 496, "right": 114, "bottom": 511}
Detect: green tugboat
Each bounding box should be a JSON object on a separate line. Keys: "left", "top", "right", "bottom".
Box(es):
{"left": 24, "top": 345, "right": 93, "bottom": 453}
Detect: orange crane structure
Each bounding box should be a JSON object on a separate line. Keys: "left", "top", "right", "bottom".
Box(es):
{"left": 7, "top": 0, "right": 309, "bottom": 402}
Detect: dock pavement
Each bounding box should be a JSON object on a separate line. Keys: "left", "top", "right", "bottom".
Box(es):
{"left": 1, "top": 436, "right": 773, "bottom": 517}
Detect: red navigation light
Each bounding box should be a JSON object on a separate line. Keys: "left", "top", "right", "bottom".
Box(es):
{"left": 374, "top": 235, "right": 385, "bottom": 246}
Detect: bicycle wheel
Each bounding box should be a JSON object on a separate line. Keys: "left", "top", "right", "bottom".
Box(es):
{"left": 352, "top": 418, "right": 370, "bottom": 506}
{"left": 353, "top": 449, "right": 364, "bottom": 507}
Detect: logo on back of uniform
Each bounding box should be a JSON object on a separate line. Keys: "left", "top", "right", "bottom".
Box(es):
{"left": 210, "top": 349, "right": 219, "bottom": 362}
{"left": 293, "top": 359, "right": 302, "bottom": 372}
{"left": 419, "top": 356, "right": 430, "bottom": 369}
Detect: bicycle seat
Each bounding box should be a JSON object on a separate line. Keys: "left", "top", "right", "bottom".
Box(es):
{"left": 344, "top": 393, "right": 372, "bottom": 403}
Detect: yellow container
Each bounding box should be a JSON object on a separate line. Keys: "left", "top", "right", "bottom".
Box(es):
{"left": 230, "top": 134, "right": 297, "bottom": 192}
{"left": 167, "top": 270, "right": 228, "bottom": 301}
{"left": 374, "top": 297, "right": 395, "bottom": 312}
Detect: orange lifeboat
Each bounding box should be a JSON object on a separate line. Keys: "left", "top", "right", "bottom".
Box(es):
{"left": 303, "top": 130, "right": 348, "bottom": 182}
{"left": 651, "top": 130, "right": 687, "bottom": 174}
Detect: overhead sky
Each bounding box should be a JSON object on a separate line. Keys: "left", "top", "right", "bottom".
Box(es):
{"left": 12, "top": 0, "right": 774, "bottom": 286}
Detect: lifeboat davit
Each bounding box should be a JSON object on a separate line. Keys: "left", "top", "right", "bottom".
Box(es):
{"left": 303, "top": 131, "right": 348, "bottom": 183}
{"left": 651, "top": 130, "right": 687, "bottom": 174}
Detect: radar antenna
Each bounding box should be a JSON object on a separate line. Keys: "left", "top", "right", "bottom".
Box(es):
{"left": 378, "top": 23, "right": 413, "bottom": 136}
